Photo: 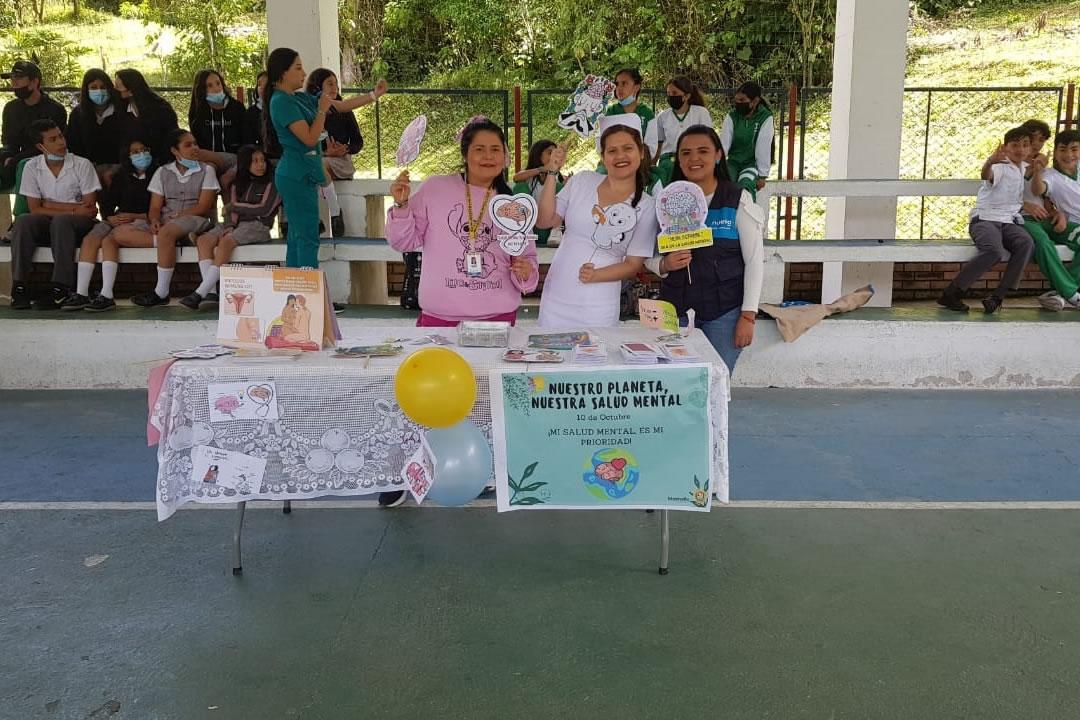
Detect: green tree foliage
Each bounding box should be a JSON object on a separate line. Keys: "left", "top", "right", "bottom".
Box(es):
{"left": 368, "top": 0, "right": 834, "bottom": 89}
{"left": 125, "top": 0, "right": 266, "bottom": 84}
{"left": 0, "top": 29, "right": 89, "bottom": 85}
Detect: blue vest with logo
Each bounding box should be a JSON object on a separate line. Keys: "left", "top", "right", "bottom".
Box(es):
{"left": 659, "top": 182, "right": 744, "bottom": 321}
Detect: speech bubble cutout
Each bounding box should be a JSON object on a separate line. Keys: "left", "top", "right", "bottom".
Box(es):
{"left": 489, "top": 193, "right": 538, "bottom": 236}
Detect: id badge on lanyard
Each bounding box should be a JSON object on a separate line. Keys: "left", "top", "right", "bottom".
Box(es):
{"left": 465, "top": 251, "right": 484, "bottom": 277}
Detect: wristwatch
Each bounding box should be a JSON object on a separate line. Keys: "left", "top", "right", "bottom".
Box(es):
{"left": 393, "top": 200, "right": 408, "bottom": 209}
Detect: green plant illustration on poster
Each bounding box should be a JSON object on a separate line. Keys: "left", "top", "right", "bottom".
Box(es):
{"left": 689, "top": 475, "right": 709, "bottom": 508}
{"left": 508, "top": 461, "right": 546, "bottom": 505}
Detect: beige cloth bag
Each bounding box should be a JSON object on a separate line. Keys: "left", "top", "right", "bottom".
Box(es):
{"left": 759, "top": 285, "right": 875, "bottom": 342}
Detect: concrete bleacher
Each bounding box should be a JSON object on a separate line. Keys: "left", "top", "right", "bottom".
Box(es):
{"left": 3, "top": 177, "right": 1080, "bottom": 392}
{"left": 3, "top": 177, "right": 1074, "bottom": 307}
{"left": 758, "top": 179, "right": 1075, "bottom": 306}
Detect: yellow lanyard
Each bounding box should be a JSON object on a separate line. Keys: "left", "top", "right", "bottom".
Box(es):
{"left": 464, "top": 178, "right": 494, "bottom": 252}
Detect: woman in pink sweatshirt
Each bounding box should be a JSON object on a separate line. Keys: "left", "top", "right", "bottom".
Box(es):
{"left": 386, "top": 117, "right": 539, "bottom": 326}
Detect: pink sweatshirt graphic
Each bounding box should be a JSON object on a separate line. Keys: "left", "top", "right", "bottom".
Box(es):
{"left": 386, "top": 174, "right": 539, "bottom": 322}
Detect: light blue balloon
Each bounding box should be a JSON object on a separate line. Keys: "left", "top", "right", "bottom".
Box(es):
{"left": 423, "top": 420, "right": 492, "bottom": 507}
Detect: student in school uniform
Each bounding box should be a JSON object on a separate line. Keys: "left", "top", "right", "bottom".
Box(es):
{"left": 512, "top": 140, "right": 566, "bottom": 246}
{"left": 719, "top": 81, "right": 774, "bottom": 199}
{"left": 1030, "top": 129, "right": 1080, "bottom": 310}
{"left": 0, "top": 60, "right": 68, "bottom": 190}
{"left": 305, "top": 67, "right": 380, "bottom": 237}
{"left": 937, "top": 126, "right": 1035, "bottom": 314}
{"left": 653, "top": 76, "right": 712, "bottom": 186}
{"left": 60, "top": 138, "right": 159, "bottom": 312}
{"left": 183, "top": 145, "right": 281, "bottom": 310}
{"left": 65, "top": 69, "right": 127, "bottom": 182}
{"left": 8, "top": 119, "right": 101, "bottom": 310}
{"left": 603, "top": 69, "right": 659, "bottom": 159}
{"left": 106, "top": 128, "right": 220, "bottom": 307}
{"left": 188, "top": 69, "right": 247, "bottom": 183}
{"left": 114, "top": 69, "right": 180, "bottom": 167}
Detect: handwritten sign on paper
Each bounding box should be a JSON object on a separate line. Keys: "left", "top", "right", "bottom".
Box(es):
{"left": 489, "top": 193, "right": 539, "bottom": 257}
{"left": 638, "top": 298, "right": 680, "bottom": 334}
{"left": 191, "top": 445, "right": 267, "bottom": 493}
{"left": 401, "top": 437, "right": 437, "bottom": 505}
{"left": 207, "top": 381, "right": 279, "bottom": 423}
{"left": 655, "top": 181, "right": 713, "bottom": 253}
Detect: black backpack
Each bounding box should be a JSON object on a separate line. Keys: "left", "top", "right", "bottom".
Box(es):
{"left": 400, "top": 252, "right": 422, "bottom": 310}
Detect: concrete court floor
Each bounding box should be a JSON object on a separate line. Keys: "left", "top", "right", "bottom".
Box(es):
{"left": 3, "top": 389, "right": 1080, "bottom": 719}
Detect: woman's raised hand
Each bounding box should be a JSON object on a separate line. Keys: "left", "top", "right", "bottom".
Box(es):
{"left": 390, "top": 170, "right": 411, "bottom": 205}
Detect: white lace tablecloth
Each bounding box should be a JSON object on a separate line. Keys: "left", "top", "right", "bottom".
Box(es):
{"left": 152, "top": 326, "right": 730, "bottom": 520}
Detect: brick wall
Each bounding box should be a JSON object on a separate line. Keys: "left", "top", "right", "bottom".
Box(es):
{"left": 25, "top": 265, "right": 203, "bottom": 298}
{"left": 774, "top": 261, "right": 1052, "bottom": 302}
{"left": 892, "top": 262, "right": 1051, "bottom": 300}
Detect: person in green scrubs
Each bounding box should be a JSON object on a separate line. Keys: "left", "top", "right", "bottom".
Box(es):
{"left": 264, "top": 47, "right": 387, "bottom": 268}
{"left": 719, "top": 81, "right": 774, "bottom": 200}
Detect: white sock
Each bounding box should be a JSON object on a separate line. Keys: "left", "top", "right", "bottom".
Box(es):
{"left": 322, "top": 183, "right": 341, "bottom": 217}
{"left": 1068, "top": 292, "right": 1080, "bottom": 306}
{"left": 196, "top": 265, "right": 220, "bottom": 298}
{"left": 100, "top": 261, "right": 118, "bottom": 299}
{"left": 198, "top": 259, "right": 212, "bottom": 280}
{"left": 155, "top": 266, "right": 174, "bottom": 299}
{"left": 76, "top": 262, "right": 94, "bottom": 297}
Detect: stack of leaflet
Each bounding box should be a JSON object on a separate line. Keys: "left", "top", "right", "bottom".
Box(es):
{"left": 660, "top": 342, "right": 701, "bottom": 363}
{"left": 572, "top": 343, "right": 608, "bottom": 365}
{"left": 619, "top": 342, "right": 663, "bottom": 365}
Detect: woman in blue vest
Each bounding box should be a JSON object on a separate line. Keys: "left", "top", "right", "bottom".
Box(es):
{"left": 646, "top": 125, "right": 765, "bottom": 374}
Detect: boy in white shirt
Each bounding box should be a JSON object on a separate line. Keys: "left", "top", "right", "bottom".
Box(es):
{"left": 937, "top": 126, "right": 1035, "bottom": 314}
{"left": 9, "top": 119, "right": 100, "bottom": 310}
{"left": 1030, "top": 129, "right": 1080, "bottom": 310}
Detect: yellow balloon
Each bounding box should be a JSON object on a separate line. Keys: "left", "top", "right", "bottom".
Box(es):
{"left": 394, "top": 348, "right": 477, "bottom": 428}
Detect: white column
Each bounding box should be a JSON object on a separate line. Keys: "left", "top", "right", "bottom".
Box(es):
{"left": 266, "top": 0, "right": 341, "bottom": 79}
{"left": 822, "top": 0, "right": 907, "bottom": 307}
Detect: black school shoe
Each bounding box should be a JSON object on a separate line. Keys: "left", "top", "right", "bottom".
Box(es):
{"left": 179, "top": 292, "right": 203, "bottom": 311}
{"left": 10, "top": 283, "right": 31, "bottom": 310}
{"left": 132, "top": 290, "right": 170, "bottom": 307}
{"left": 936, "top": 286, "right": 969, "bottom": 313}
{"left": 201, "top": 292, "right": 219, "bottom": 308}
{"left": 60, "top": 293, "right": 91, "bottom": 311}
{"left": 33, "top": 284, "right": 67, "bottom": 310}
{"left": 85, "top": 294, "right": 116, "bottom": 312}
{"left": 982, "top": 295, "right": 1003, "bottom": 314}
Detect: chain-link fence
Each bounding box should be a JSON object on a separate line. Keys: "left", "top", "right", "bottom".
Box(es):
{"left": 25, "top": 83, "right": 1073, "bottom": 241}
{"left": 772, "top": 85, "right": 1067, "bottom": 241}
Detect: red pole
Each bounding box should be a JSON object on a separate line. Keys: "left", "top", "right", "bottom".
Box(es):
{"left": 784, "top": 83, "right": 798, "bottom": 240}
{"left": 1065, "top": 82, "right": 1076, "bottom": 130}
{"left": 514, "top": 84, "right": 523, "bottom": 174}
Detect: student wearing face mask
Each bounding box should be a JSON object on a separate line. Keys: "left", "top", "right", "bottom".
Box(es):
{"left": 603, "top": 69, "right": 659, "bottom": 159}
{"left": 62, "top": 139, "right": 160, "bottom": 312}
{"left": 653, "top": 76, "right": 712, "bottom": 186}
{"left": 114, "top": 68, "right": 180, "bottom": 167}
{"left": 66, "top": 69, "right": 126, "bottom": 181}
{"left": 718, "top": 81, "right": 774, "bottom": 199}
{"left": 8, "top": 119, "right": 100, "bottom": 310}
{"left": 0, "top": 61, "right": 68, "bottom": 190}
{"left": 188, "top": 69, "right": 247, "bottom": 182}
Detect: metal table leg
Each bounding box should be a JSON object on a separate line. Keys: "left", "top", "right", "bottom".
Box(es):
{"left": 659, "top": 509, "right": 670, "bottom": 575}
{"left": 282, "top": 500, "right": 291, "bottom": 514}
{"left": 232, "top": 501, "right": 247, "bottom": 576}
